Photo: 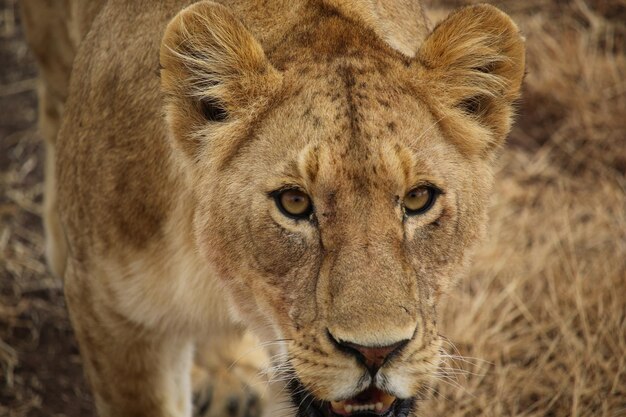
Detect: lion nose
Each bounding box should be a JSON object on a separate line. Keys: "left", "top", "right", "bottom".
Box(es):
{"left": 328, "top": 331, "right": 409, "bottom": 375}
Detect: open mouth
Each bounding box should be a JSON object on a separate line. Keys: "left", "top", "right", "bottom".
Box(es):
{"left": 288, "top": 378, "right": 415, "bottom": 417}
{"left": 328, "top": 386, "right": 411, "bottom": 416}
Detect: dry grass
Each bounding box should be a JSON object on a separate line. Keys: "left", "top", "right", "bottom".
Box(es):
{"left": 1, "top": 0, "right": 625, "bottom": 416}
{"left": 423, "top": 1, "right": 626, "bottom": 416}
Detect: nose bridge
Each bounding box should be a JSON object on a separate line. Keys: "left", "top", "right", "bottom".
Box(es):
{"left": 324, "top": 223, "right": 418, "bottom": 346}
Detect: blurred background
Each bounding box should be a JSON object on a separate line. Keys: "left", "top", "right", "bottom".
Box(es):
{"left": 0, "top": 0, "right": 624, "bottom": 416}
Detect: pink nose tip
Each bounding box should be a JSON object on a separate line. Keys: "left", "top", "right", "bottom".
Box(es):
{"left": 327, "top": 330, "right": 411, "bottom": 375}
{"left": 344, "top": 341, "right": 406, "bottom": 370}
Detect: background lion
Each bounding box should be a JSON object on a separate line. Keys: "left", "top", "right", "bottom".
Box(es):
{"left": 0, "top": 1, "right": 624, "bottom": 417}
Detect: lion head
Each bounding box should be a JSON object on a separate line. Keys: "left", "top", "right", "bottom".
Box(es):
{"left": 160, "top": 1, "right": 524, "bottom": 416}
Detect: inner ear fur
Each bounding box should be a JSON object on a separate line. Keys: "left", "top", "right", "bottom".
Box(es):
{"left": 160, "top": 1, "right": 281, "bottom": 159}
{"left": 417, "top": 4, "right": 526, "bottom": 156}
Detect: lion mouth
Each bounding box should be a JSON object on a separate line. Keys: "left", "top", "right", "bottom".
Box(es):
{"left": 288, "top": 378, "right": 415, "bottom": 417}
{"left": 329, "top": 386, "right": 397, "bottom": 415}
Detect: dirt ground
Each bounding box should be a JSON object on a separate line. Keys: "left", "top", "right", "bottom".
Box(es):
{"left": 0, "top": 0, "right": 94, "bottom": 416}
{"left": 0, "top": 1, "right": 625, "bottom": 417}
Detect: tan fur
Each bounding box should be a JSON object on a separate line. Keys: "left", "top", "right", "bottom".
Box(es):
{"left": 21, "top": 1, "right": 271, "bottom": 416}
{"left": 27, "top": 0, "right": 524, "bottom": 416}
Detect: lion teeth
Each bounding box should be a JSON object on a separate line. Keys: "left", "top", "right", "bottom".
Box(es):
{"left": 330, "top": 400, "right": 390, "bottom": 415}
{"left": 329, "top": 391, "right": 396, "bottom": 415}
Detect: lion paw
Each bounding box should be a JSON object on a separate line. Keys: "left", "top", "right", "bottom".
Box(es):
{"left": 192, "top": 331, "right": 270, "bottom": 417}
{"left": 192, "top": 363, "right": 266, "bottom": 417}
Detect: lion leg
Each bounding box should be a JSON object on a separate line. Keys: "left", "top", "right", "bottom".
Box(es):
{"left": 39, "top": 80, "right": 68, "bottom": 278}
{"left": 20, "top": 0, "right": 76, "bottom": 278}
{"left": 64, "top": 262, "right": 194, "bottom": 417}
{"left": 192, "top": 328, "right": 270, "bottom": 417}
{"left": 42, "top": 140, "right": 68, "bottom": 278}
{"left": 21, "top": 0, "right": 104, "bottom": 278}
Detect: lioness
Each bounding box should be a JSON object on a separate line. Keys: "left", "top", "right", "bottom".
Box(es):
{"left": 22, "top": 0, "right": 525, "bottom": 416}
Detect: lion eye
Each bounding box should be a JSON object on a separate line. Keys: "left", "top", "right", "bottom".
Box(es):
{"left": 403, "top": 186, "right": 438, "bottom": 215}
{"left": 275, "top": 189, "right": 313, "bottom": 219}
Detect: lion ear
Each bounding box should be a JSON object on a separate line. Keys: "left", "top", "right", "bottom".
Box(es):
{"left": 417, "top": 4, "right": 525, "bottom": 156}
{"left": 160, "top": 1, "right": 281, "bottom": 159}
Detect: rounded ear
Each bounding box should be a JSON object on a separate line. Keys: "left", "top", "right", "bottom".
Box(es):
{"left": 160, "top": 1, "right": 281, "bottom": 160}
{"left": 417, "top": 4, "right": 525, "bottom": 156}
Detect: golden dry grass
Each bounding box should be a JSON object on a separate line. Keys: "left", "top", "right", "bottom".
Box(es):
{"left": 423, "top": 1, "right": 626, "bottom": 416}
{"left": 1, "top": 0, "right": 625, "bottom": 416}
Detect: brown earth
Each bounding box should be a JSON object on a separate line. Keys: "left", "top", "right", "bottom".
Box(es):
{"left": 0, "top": 1, "right": 94, "bottom": 415}
{"left": 1, "top": 0, "right": 624, "bottom": 416}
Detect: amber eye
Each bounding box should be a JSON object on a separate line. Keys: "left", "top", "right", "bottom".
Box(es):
{"left": 403, "top": 186, "right": 439, "bottom": 215}
{"left": 274, "top": 189, "right": 313, "bottom": 219}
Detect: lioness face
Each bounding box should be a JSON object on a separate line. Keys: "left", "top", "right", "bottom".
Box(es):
{"left": 161, "top": 2, "right": 524, "bottom": 416}
{"left": 201, "top": 78, "right": 484, "bottom": 412}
